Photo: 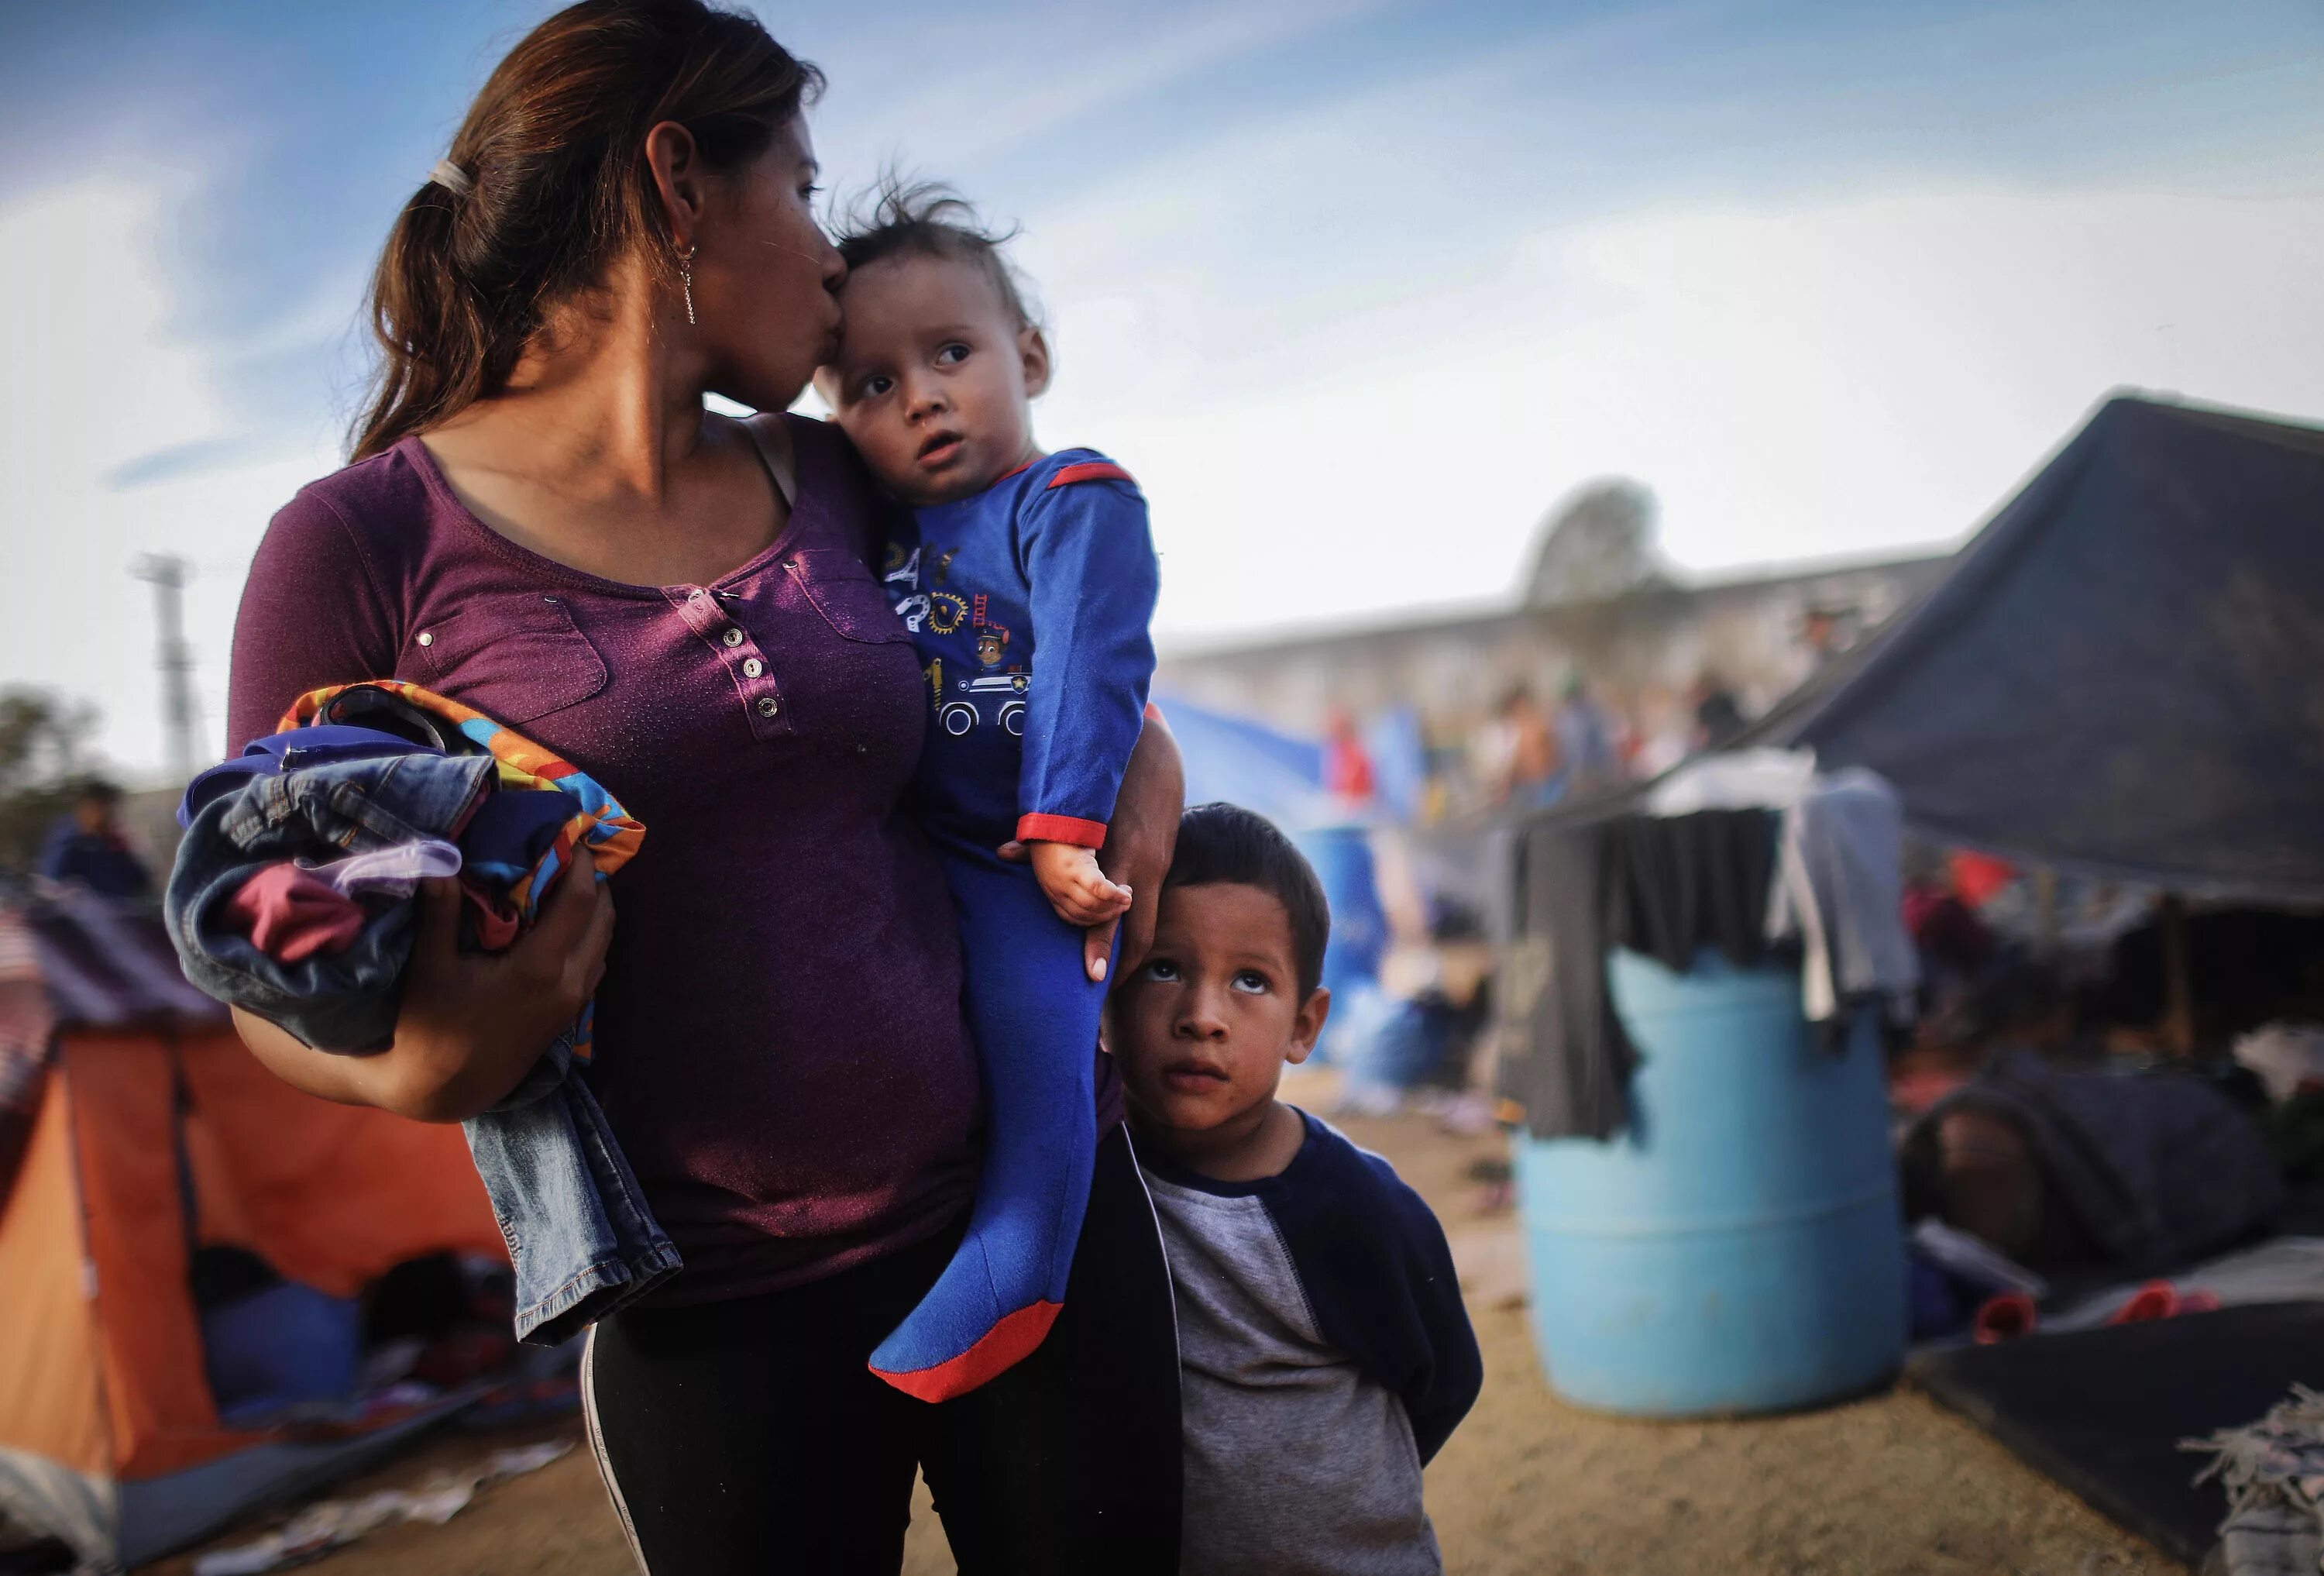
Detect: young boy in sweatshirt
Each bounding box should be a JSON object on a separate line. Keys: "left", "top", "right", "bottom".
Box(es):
{"left": 1111, "top": 802, "right": 1483, "bottom": 1576}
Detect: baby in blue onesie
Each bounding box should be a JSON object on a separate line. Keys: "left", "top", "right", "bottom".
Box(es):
{"left": 816, "top": 182, "right": 1160, "bottom": 1400}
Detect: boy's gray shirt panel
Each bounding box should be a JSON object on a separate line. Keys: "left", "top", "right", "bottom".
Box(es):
{"left": 1146, "top": 1172, "right": 1444, "bottom": 1576}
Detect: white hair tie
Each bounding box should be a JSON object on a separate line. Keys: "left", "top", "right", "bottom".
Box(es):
{"left": 428, "top": 158, "right": 475, "bottom": 198}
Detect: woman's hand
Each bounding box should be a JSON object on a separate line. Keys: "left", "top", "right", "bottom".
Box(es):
{"left": 998, "top": 711, "right": 1183, "bottom": 983}
{"left": 232, "top": 848, "right": 617, "bottom": 1122}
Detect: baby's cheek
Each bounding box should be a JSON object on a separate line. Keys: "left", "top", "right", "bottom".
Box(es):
{"left": 861, "top": 429, "right": 918, "bottom": 488}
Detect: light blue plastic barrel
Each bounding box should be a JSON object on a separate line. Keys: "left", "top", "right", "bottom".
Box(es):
{"left": 1516, "top": 948, "right": 1905, "bottom": 1416}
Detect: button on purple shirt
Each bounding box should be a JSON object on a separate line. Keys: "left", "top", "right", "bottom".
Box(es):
{"left": 228, "top": 416, "right": 984, "bottom": 1301}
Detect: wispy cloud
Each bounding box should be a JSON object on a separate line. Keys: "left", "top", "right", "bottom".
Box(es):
{"left": 101, "top": 436, "right": 274, "bottom": 491}
{"left": 806, "top": 0, "right": 1406, "bottom": 170}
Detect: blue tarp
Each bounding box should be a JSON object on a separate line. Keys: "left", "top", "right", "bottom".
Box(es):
{"left": 1156, "top": 693, "right": 1339, "bottom": 831}
{"left": 1363, "top": 706, "right": 1430, "bottom": 825}
{"left": 1153, "top": 695, "right": 1384, "bottom": 1005}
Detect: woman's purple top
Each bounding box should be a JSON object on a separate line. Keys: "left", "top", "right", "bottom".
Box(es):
{"left": 228, "top": 415, "right": 985, "bottom": 1302}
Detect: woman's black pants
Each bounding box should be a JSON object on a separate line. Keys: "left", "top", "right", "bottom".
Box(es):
{"left": 582, "top": 1126, "right": 1181, "bottom": 1574}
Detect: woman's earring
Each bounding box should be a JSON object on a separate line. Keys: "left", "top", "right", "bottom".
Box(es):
{"left": 679, "top": 244, "right": 697, "bottom": 327}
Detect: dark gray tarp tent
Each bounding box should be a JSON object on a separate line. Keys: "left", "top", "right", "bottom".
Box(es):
{"left": 1751, "top": 394, "right": 2324, "bottom": 905}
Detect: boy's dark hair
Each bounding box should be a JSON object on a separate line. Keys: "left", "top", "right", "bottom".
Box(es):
{"left": 831, "top": 175, "right": 1040, "bottom": 331}
{"left": 1164, "top": 803, "right": 1332, "bottom": 999}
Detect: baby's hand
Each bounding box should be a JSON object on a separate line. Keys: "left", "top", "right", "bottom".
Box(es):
{"left": 1029, "top": 841, "right": 1133, "bottom": 929}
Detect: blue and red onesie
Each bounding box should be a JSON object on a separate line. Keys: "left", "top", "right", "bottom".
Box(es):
{"left": 871, "top": 447, "right": 1159, "bottom": 1399}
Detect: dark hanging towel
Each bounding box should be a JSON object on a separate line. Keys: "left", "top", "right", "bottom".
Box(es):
{"left": 1497, "top": 825, "right": 1636, "bottom": 1141}
{"left": 1497, "top": 809, "right": 1778, "bottom": 1141}
{"left": 1602, "top": 810, "right": 1778, "bottom": 972}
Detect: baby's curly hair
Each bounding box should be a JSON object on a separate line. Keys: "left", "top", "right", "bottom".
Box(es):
{"left": 830, "top": 175, "right": 1043, "bottom": 332}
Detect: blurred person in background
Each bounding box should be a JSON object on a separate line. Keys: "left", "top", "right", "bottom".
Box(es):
{"left": 36, "top": 779, "right": 153, "bottom": 900}
{"left": 1322, "top": 706, "right": 1376, "bottom": 809}
{"left": 1800, "top": 607, "right": 1845, "bottom": 671}
{"left": 1692, "top": 676, "right": 1747, "bottom": 753}
{"left": 1480, "top": 685, "right": 1561, "bottom": 810}
{"left": 1553, "top": 674, "right": 1620, "bottom": 797}
{"left": 1626, "top": 684, "right": 1692, "bottom": 781}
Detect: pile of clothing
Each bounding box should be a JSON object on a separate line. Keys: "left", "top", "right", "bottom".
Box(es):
{"left": 167, "top": 682, "right": 676, "bottom": 1343}
{"left": 1499, "top": 752, "right": 1919, "bottom": 1140}
{"left": 170, "top": 682, "right": 637, "bottom": 1055}
{"left": 2187, "top": 1385, "right": 2324, "bottom": 1575}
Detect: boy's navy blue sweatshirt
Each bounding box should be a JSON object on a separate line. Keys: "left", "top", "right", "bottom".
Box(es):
{"left": 1140, "top": 1111, "right": 1482, "bottom": 1575}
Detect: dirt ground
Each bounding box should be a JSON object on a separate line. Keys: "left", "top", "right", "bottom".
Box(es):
{"left": 148, "top": 1089, "right": 2184, "bottom": 1576}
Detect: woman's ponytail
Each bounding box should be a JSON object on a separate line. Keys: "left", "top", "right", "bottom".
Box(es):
{"left": 348, "top": 0, "right": 821, "bottom": 461}
{"left": 352, "top": 176, "right": 494, "bottom": 460}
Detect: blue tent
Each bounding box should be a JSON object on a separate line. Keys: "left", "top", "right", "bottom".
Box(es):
{"left": 1153, "top": 695, "right": 1385, "bottom": 1003}
{"left": 1158, "top": 694, "right": 1336, "bottom": 830}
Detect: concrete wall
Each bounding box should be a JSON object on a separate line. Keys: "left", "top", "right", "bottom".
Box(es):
{"left": 1155, "top": 554, "right": 1951, "bottom": 742}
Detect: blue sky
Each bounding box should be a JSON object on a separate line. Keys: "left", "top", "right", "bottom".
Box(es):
{"left": 4, "top": 1, "right": 2322, "bottom": 776}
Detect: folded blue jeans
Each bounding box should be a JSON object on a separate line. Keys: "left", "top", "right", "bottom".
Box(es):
{"left": 473, "top": 1038, "right": 682, "bottom": 1343}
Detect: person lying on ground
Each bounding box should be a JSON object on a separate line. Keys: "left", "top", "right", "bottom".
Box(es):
{"left": 1112, "top": 802, "right": 1483, "bottom": 1576}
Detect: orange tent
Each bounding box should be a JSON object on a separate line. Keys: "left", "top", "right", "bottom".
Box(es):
{"left": 0, "top": 897, "right": 503, "bottom": 1570}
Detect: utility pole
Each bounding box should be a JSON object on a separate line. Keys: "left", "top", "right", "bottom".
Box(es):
{"left": 133, "top": 553, "right": 200, "bottom": 785}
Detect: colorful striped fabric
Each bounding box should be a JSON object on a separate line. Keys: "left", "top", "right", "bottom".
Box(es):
{"left": 280, "top": 681, "right": 646, "bottom": 1062}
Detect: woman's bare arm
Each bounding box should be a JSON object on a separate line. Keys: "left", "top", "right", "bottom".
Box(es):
{"left": 230, "top": 850, "right": 616, "bottom": 1123}
{"left": 1096, "top": 710, "right": 1184, "bottom": 981}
